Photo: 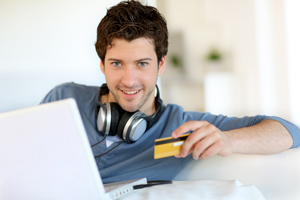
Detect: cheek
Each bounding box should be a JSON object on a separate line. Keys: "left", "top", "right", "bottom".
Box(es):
{"left": 105, "top": 74, "right": 118, "bottom": 84}
{"left": 103, "top": 69, "right": 117, "bottom": 84}
{"left": 141, "top": 70, "right": 158, "bottom": 82}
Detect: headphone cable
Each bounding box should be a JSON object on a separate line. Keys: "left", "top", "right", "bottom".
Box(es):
{"left": 94, "top": 142, "right": 122, "bottom": 158}
{"left": 91, "top": 134, "right": 107, "bottom": 147}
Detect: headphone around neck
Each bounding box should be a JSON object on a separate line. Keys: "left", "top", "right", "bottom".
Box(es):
{"left": 95, "top": 84, "right": 164, "bottom": 143}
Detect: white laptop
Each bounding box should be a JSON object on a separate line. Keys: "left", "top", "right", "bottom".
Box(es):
{"left": 0, "top": 98, "right": 146, "bottom": 200}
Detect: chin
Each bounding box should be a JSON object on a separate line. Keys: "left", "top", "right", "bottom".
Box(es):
{"left": 126, "top": 103, "right": 144, "bottom": 112}
{"left": 123, "top": 106, "right": 140, "bottom": 113}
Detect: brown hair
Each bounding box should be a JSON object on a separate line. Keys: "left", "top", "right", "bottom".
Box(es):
{"left": 95, "top": 0, "right": 168, "bottom": 63}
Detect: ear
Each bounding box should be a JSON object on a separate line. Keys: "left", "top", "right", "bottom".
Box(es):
{"left": 158, "top": 55, "right": 166, "bottom": 76}
{"left": 100, "top": 60, "right": 105, "bottom": 74}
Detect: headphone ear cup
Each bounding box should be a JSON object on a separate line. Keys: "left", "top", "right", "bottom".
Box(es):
{"left": 117, "top": 112, "right": 148, "bottom": 143}
{"left": 96, "top": 103, "right": 107, "bottom": 135}
{"left": 108, "top": 103, "right": 121, "bottom": 136}
{"left": 96, "top": 102, "right": 120, "bottom": 136}
{"left": 117, "top": 112, "right": 132, "bottom": 141}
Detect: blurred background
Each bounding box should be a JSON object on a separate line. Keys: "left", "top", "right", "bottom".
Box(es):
{"left": 1, "top": 0, "right": 299, "bottom": 126}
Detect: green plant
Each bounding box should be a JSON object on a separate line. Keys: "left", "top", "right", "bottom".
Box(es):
{"left": 206, "top": 48, "right": 222, "bottom": 61}
{"left": 170, "top": 54, "right": 182, "bottom": 69}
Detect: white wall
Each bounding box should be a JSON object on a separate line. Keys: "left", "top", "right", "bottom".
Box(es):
{"left": 0, "top": 0, "right": 143, "bottom": 113}
{"left": 203, "top": 0, "right": 260, "bottom": 117}
{"left": 204, "top": 0, "right": 298, "bottom": 123}
{"left": 158, "top": 0, "right": 298, "bottom": 125}
{"left": 1, "top": 0, "right": 299, "bottom": 125}
{"left": 284, "top": 0, "right": 300, "bottom": 125}
{"left": 158, "top": 0, "right": 260, "bottom": 116}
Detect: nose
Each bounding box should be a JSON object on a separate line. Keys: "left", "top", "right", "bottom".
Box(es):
{"left": 121, "top": 65, "right": 137, "bottom": 87}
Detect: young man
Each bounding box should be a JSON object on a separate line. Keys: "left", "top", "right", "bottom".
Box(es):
{"left": 41, "top": 0, "right": 300, "bottom": 183}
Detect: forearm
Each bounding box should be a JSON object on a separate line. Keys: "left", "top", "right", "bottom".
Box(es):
{"left": 225, "top": 119, "right": 293, "bottom": 155}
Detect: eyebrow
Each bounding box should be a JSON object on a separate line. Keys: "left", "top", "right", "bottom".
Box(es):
{"left": 107, "top": 58, "right": 122, "bottom": 62}
{"left": 107, "top": 57, "right": 153, "bottom": 62}
{"left": 135, "top": 57, "right": 153, "bottom": 62}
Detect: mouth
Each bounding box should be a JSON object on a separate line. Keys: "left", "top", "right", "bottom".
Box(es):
{"left": 121, "top": 90, "right": 140, "bottom": 95}
{"left": 122, "top": 90, "right": 140, "bottom": 95}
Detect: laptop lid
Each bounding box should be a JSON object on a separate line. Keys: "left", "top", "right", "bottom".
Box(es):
{"left": 0, "top": 99, "right": 106, "bottom": 200}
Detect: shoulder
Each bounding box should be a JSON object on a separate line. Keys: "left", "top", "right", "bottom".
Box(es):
{"left": 159, "top": 104, "right": 207, "bottom": 126}
{"left": 161, "top": 104, "right": 238, "bottom": 129}
{"left": 40, "top": 82, "right": 100, "bottom": 103}
{"left": 162, "top": 104, "right": 210, "bottom": 121}
{"left": 162, "top": 104, "right": 185, "bottom": 119}
{"left": 51, "top": 82, "right": 99, "bottom": 94}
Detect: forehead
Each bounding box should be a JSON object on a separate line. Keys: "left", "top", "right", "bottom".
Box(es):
{"left": 106, "top": 37, "right": 156, "bottom": 60}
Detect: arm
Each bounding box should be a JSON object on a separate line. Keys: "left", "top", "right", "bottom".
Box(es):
{"left": 172, "top": 119, "right": 293, "bottom": 160}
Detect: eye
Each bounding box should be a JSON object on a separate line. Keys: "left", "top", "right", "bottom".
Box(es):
{"left": 112, "top": 62, "right": 122, "bottom": 67}
{"left": 138, "top": 62, "right": 148, "bottom": 67}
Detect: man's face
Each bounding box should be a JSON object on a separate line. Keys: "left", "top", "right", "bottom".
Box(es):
{"left": 101, "top": 37, "right": 166, "bottom": 115}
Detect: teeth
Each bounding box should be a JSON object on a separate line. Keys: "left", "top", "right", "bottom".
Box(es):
{"left": 123, "top": 90, "right": 138, "bottom": 94}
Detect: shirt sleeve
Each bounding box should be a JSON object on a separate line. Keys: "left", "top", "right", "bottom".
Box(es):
{"left": 183, "top": 111, "right": 300, "bottom": 148}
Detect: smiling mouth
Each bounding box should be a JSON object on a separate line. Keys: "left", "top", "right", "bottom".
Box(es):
{"left": 122, "top": 90, "right": 140, "bottom": 95}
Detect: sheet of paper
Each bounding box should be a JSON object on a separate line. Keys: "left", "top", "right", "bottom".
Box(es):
{"left": 121, "top": 180, "right": 265, "bottom": 200}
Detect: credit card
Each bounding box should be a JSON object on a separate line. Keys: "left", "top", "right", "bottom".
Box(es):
{"left": 154, "top": 134, "right": 190, "bottom": 159}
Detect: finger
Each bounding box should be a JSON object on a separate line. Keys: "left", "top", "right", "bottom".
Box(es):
{"left": 172, "top": 121, "right": 209, "bottom": 138}
{"left": 191, "top": 132, "right": 219, "bottom": 160}
{"left": 199, "top": 140, "right": 225, "bottom": 160}
{"left": 180, "top": 124, "right": 216, "bottom": 157}
{"left": 174, "top": 154, "right": 182, "bottom": 158}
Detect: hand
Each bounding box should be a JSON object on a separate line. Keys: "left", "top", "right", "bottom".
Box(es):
{"left": 172, "top": 121, "right": 233, "bottom": 160}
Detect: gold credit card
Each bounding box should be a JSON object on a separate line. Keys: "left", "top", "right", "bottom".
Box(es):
{"left": 154, "top": 134, "right": 190, "bottom": 159}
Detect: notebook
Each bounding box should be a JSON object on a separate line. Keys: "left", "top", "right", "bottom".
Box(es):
{"left": 0, "top": 98, "right": 146, "bottom": 200}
